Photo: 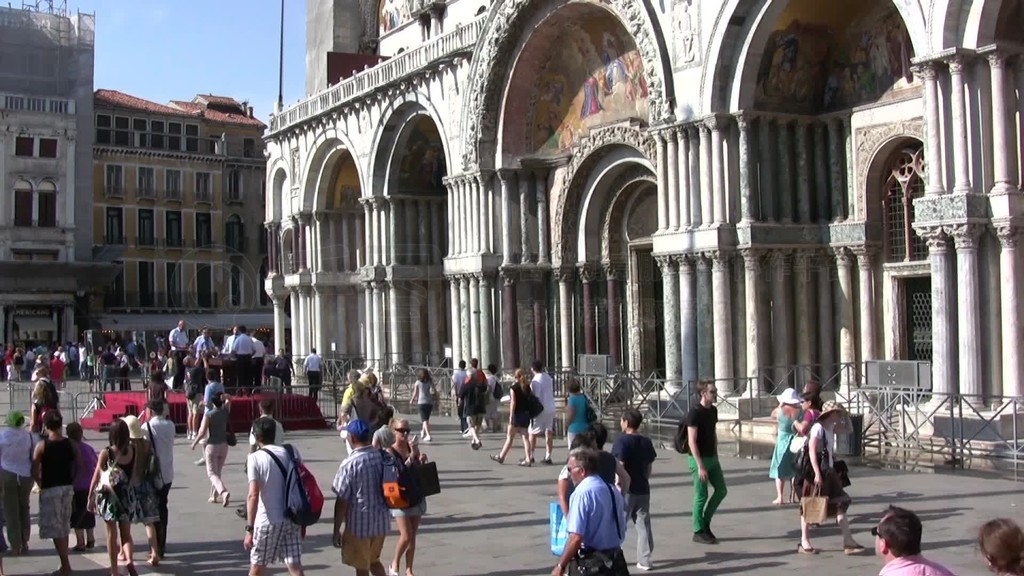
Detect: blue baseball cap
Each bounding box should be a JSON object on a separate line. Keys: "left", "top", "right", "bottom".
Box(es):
{"left": 345, "top": 419, "right": 371, "bottom": 441}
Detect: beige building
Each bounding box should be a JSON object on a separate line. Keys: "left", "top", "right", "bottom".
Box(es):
{"left": 92, "top": 90, "right": 273, "bottom": 345}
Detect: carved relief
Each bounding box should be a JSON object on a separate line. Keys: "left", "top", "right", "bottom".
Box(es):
{"left": 673, "top": 0, "right": 700, "bottom": 68}
{"left": 855, "top": 119, "right": 923, "bottom": 219}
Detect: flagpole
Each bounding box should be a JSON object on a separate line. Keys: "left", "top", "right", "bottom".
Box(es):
{"left": 277, "top": 0, "right": 285, "bottom": 112}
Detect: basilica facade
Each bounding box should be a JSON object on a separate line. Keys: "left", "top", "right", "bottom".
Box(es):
{"left": 265, "top": 0, "right": 1024, "bottom": 402}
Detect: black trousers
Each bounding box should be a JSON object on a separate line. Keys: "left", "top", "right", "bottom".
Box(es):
{"left": 252, "top": 358, "right": 264, "bottom": 391}
{"left": 307, "top": 370, "right": 321, "bottom": 401}
{"left": 172, "top": 351, "right": 187, "bottom": 390}
{"left": 234, "top": 354, "right": 252, "bottom": 395}
{"left": 156, "top": 483, "right": 171, "bottom": 555}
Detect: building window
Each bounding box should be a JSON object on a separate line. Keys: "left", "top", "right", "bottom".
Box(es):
{"left": 150, "top": 120, "right": 165, "bottom": 150}
{"left": 13, "top": 179, "right": 32, "bottom": 227}
{"left": 138, "top": 208, "right": 155, "bottom": 246}
{"left": 226, "top": 214, "right": 244, "bottom": 252}
{"left": 884, "top": 145, "right": 928, "bottom": 263}
{"left": 196, "top": 213, "right": 212, "bottom": 248}
{"left": 165, "top": 211, "right": 182, "bottom": 248}
{"left": 166, "top": 262, "right": 181, "bottom": 307}
{"left": 243, "top": 138, "right": 256, "bottom": 158}
{"left": 114, "top": 116, "right": 131, "bottom": 146}
{"left": 138, "top": 261, "right": 155, "bottom": 307}
{"left": 105, "top": 268, "right": 125, "bottom": 308}
{"left": 185, "top": 124, "right": 199, "bottom": 153}
{"left": 227, "top": 169, "right": 241, "bottom": 201}
{"left": 196, "top": 264, "right": 213, "bottom": 308}
{"left": 37, "top": 180, "right": 56, "bottom": 227}
{"left": 15, "top": 136, "right": 33, "bottom": 157}
{"left": 3, "top": 95, "right": 25, "bottom": 110}
{"left": 96, "top": 114, "right": 112, "bottom": 145}
{"left": 11, "top": 250, "right": 58, "bottom": 261}
{"left": 167, "top": 122, "right": 182, "bottom": 151}
{"left": 105, "top": 164, "right": 124, "bottom": 197}
{"left": 259, "top": 260, "right": 270, "bottom": 306}
{"left": 165, "top": 169, "right": 182, "bottom": 201}
{"left": 230, "top": 265, "right": 243, "bottom": 307}
{"left": 195, "top": 172, "right": 212, "bottom": 202}
{"left": 27, "top": 98, "right": 45, "bottom": 112}
{"left": 38, "top": 138, "right": 57, "bottom": 158}
{"left": 137, "top": 166, "right": 155, "bottom": 198}
{"left": 105, "top": 207, "right": 124, "bottom": 244}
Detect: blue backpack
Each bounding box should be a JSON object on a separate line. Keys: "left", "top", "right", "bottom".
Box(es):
{"left": 262, "top": 444, "right": 323, "bottom": 527}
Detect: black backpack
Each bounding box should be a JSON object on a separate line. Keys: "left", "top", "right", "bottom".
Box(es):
{"left": 673, "top": 421, "right": 690, "bottom": 454}
{"left": 492, "top": 379, "right": 503, "bottom": 400}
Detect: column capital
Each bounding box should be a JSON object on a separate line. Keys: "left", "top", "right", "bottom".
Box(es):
{"left": 500, "top": 268, "right": 518, "bottom": 286}
{"left": 734, "top": 112, "right": 754, "bottom": 129}
{"left": 496, "top": 168, "right": 515, "bottom": 182}
{"left": 653, "top": 254, "right": 675, "bottom": 273}
{"left": 851, "top": 245, "right": 880, "bottom": 268}
{"left": 739, "top": 248, "right": 763, "bottom": 272}
{"left": 996, "top": 223, "right": 1024, "bottom": 248}
{"left": 578, "top": 262, "right": 598, "bottom": 284}
{"left": 298, "top": 285, "right": 312, "bottom": 296}
{"left": 671, "top": 253, "right": 693, "bottom": 269}
{"left": 372, "top": 280, "right": 388, "bottom": 291}
{"left": 947, "top": 55, "right": 967, "bottom": 74}
{"left": 297, "top": 212, "right": 312, "bottom": 225}
{"left": 709, "top": 251, "right": 734, "bottom": 270}
{"left": 553, "top": 266, "right": 575, "bottom": 283}
{"left": 917, "top": 226, "right": 950, "bottom": 252}
{"left": 949, "top": 223, "right": 984, "bottom": 250}
{"left": 833, "top": 246, "right": 855, "bottom": 266}
{"left": 602, "top": 261, "right": 626, "bottom": 280}
{"left": 792, "top": 249, "right": 812, "bottom": 270}
{"left": 986, "top": 51, "right": 1008, "bottom": 70}
{"left": 703, "top": 115, "right": 728, "bottom": 132}
{"left": 912, "top": 61, "right": 939, "bottom": 81}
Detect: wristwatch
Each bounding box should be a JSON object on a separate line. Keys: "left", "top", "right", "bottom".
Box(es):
{"left": 245, "top": 525, "right": 254, "bottom": 533}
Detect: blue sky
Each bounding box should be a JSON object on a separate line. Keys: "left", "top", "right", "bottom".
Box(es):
{"left": 73, "top": 0, "right": 307, "bottom": 121}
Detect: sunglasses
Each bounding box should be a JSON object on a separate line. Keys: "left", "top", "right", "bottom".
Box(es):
{"left": 394, "top": 428, "right": 411, "bottom": 434}
{"left": 871, "top": 526, "right": 881, "bottom": 537}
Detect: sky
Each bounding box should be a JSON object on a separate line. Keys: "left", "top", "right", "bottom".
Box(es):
{"left": 72, "top": 0, "right": 307, "bottom": 122}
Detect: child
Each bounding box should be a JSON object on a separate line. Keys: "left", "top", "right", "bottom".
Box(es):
{"left": 66, "top": 423, "right": 97, "bottom": 552}
{"left": 612, "top": 408, "right": 658, "bottom": 571}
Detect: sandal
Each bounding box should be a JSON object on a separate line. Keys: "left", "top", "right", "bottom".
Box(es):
{"left": 797, "top": 544, "right": 818, "bottom": 555}
{"left": 844, "top": 545, "right": 866, "bottom": 555}
{"left": 518, "top": 459, "right": 532, "bottom": 467}
{"left": 489, "top": 454, "right": 504, "bottom": 464}
{"left": 71, "top": 544, "right": 87, "bottom": 552}
{"left": 86, "top": 539, "right": 95, "bottom": 549}
{"left": 147, "top": 555, "right": 159, "bottom": 567}
{"left": 126, "top": 563, "right": 139, "bottom": 576}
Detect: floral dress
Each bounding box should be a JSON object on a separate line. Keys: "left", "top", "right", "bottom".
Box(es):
{"left": 96, "top": 447, "right": 140, "bottom": 523}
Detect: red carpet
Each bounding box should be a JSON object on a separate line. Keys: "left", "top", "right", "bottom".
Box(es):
{"left": 80, "top": 391, "right": 329, "bottom": 433}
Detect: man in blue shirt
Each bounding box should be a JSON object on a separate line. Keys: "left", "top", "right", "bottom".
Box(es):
{"left": 553, "top": 448, "right": 628, "bottom": 576}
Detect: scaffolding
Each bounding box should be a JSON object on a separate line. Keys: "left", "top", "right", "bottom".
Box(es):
{"left": 20, "top": 0, "right": 67, "bottom": 16}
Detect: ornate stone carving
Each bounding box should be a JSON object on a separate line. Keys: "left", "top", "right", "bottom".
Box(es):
{"left": 654, "top": 255, "right": 675, "bottom": 274}
{"left": 854, "top": 119, "right": 924, "bottom": 217}
{"left": 832, "top": 246, "right": 854, "bottom": 266}
{"left": 460, "top": 0, "right": 671, "bottom": 170}
{"left": 553, "top": 266, "right": 575, "bottom": 283}
{"left": 851, "top": 245, "right": 879, "bottom": 270}
{"left": 673, "top": 0, "right": 700, "bottom": 68}
{"left": 996, "top": 224, "right": 1023, "bottom": 249}
{"left": 500, "top": 268, "right": 518, "bottom": 285}
{"left": 916, "top": 226, "right": 948, "bottom": 252}
{"left": 739, "top": 248, "right": 762, "bottom": 273}
{"left": 709, "top": 250, "right": 733, "bottom": 271}
{"left": 948, "top": 223, "right": 984, "bottom": 250}
{"left": 578, "top": 262, "right": 598, "bottom": 284}
{"left": 602, "top": 261, "right": 625, "bottom": 280}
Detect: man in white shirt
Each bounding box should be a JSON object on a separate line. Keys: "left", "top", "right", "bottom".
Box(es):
{"left": 144, "top": 399, "right": 176, "bottom": 558}
{"left": 193, "top": 327, "right": 217, "bottom": 357}
{"left": 168, "top": 320, "right": 189, "bottom": 390}
{"left": 529, "top": 360, "right": 557, "bottom": 465}
{"left": 230, "top": 325, "right": 256, "bottom": 395}
{"left": 302, "top": 348, "right": 322, "bottom": 402}
{"left": 244, "top": 417, "right": 304, "bottom": 576}
{"left": 451, "top": 360, "right": 468, "bottom": 435}
{"left": 252, "top": 337, "right": 267, "bottom": 391}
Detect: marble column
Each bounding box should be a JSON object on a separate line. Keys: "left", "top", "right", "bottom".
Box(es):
{"left": 533, "top": 279, "right": 547, "bottom": 364}
{"left": 688, "top": 126, "right": 703, "bottom": 226}
{"left": 372, "top": 281, "right": 387, "bottom": 368}
{"left": 388, "top": 282, "right": 403, "bottom": 364}
{"left": 455, "top": 179, "right": 465, "bottom": 255}
{"left": 817, "top": 252, "right": 835, "bottom": 383}
{"left": 449, "top": 277, "right": 462, "bottom": 363}
{"left": 696, "top": 256, "right": 714, "bottom": 379}
{"left": 988, "top": 53, "right": 1019, "bottom": 194}
{"left": 519, "top": 171, "right": 531, "bottom": 263}
{"left": 656, "top": 132, "right": 669, "bottom": 232}
{"left": 556, "top": 267, "right": 574, "bottom": 369}
{"left": 834, "top": 248, "right": 856, "bottom": 392}
{"left": 854, "top": 246, "right": 878, "bottom": 364}
{"left": 431, "top": 200, "right": 444, "bottom": 262}
{"left": 298, "top": 214, "right": 310, "bottom": 271}
{"left": 387, "top": 200, "right": 399, "bottom": 265}
{"left": 793, "top": 250, "right": 814, "bottom": 367}
{"left": 997, "top": 225, "right": 1023, "bottom": 398}
{"left": 426, "top": 281, "right": 441, "bottom": 362}
{"left": 741, "top": 250, "right": 765, "bottom": 394}
{"left": 828, "top": 119, "right": 846, "bottom": 221}
{"left": 814, "top": 123, "right": 830, "bottom": 222}
{"left": 479, "top": 273, "right": 495, "bottom": 368}
{"left": 502, "top": 272, "right": 520, "bottom": 369}
{"left": 266, "top": 225, "right": 277, "bottom": 275}
{"left": 758, "top": 117, "right": 777, "bottom": 222}
{"left": 736, "top": 114, "right": 754, "bottom": 223}
{"left": 498, "top": 170, "right": 514, "bottom": 265}
{"left": 699, "top": 125, "right": 713, "bottom": 227}
{"left": 468, "top": 274, "right": 479, "bottom": 358}
{"left": 445, "top": 179, "right": 456, "bottom": 257}
{"left": 795, "top": 120, "right": 812, "bottom": 223}
{"left": 666, "top": 129, "right": 680, "bottom": 230}
{"left": 536, "top": 170, "right": 551, "bottom": 264}
{"left": 657, "top": 256, "right": 681, "bottom": 380}
{"left": 355, "top": 210, "right": 365, "bottom": 268}
{"left": 919, "top": 63, "right": 945, "bottom": 195}
{"left": 678, "top": 255, "right": 698, "bottom": 384}
{"left": 951, "top": 225, "right": 983, "bottom": 398}
{"left": 711, "top": 252, "right": 734, "bottom": 391}
{"left": 605, "top": 264, "right": 623, "bottom": 368}
{"left": 777, "top": 120, "right": 794, "bottom": 223}
{"left": 770, "top": 250, "right": 793, "bottom": 386}
{"left": 336, "top": 288, "right": 348, "bottom": 355}
{"left": 580, "top": 264, "right": 597, "bottom": 354}
{"left": 707, "top": 117, "right": 726, "bottom": 224}
{"left": 364, "top": 283, "right": 374, "bottom": 360}
{"left": 298, "top": 286, "right": 310, "bottom": 353}
{"left": 290, "top": 291, "right": 300, "bottom": 354}
{"left": 479, "top": 173, "right": 493, "bottom": 254}
{"left": 312, "top": 286, "right": 326, "bottom": 355}
{"left": 946, "top": 57, "right": 972, "bottom": 194}
{"left": 272, "top": 296, "right": 287, "bottom": 353}
{"left": 677, "top": 128, "right": 692, "bottom": 228}
{"left": 340, "top": 215, "right": 351, "bottom": 270}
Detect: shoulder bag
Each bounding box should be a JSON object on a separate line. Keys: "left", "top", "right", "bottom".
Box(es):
{"left": 145, "top": 423, "right": 165, "bottom": 490}
{"left": 566, "top": 482, "right": 629, "bottom": 576}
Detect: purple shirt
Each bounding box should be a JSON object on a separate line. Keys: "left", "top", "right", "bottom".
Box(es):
{"left": 73, "top": 441, "right": 98, "bottom": 491}
{"left": 879, "top": 556, "right": 956, "bottom": 576}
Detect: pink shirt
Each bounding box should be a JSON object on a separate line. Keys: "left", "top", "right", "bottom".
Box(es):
{"left": 879, "top": 556, "right": 956, "bottom": 576}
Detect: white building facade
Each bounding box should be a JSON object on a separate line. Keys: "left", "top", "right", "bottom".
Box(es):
{"left": 266, "top": 0, "right": 1024, "bottom": 402}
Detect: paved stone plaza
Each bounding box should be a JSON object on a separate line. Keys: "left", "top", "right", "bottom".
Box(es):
{"left": 0, "top": 387, "right": 1016, "bottom": 576}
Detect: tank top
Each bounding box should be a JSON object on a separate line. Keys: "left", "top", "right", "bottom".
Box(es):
{"left": 416, "top": 379, "right": 433, "bottom": 405}
{"left": 40, "top": 437, "right": 75, "bottom": 488}
{"left": 206, "top": 408, "right": 229, "bottom": 445}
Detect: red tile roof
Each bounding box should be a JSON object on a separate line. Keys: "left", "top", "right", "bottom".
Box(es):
{"left": 94, "top": 89, "right": 187, "bottom": 117}
{"left": 170, "top": 100, "right": 266, "bottom": 129}
{"left": 194, "top": 94, "right": 242, "bottom": 108}
{"left": 95, "top": 89, "right": 267, "bottom": 129}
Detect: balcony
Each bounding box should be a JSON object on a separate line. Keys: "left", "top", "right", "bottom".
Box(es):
{"left": 104, "top": 185, "right": 125, "bottom": 199}
{"left": 164, "top": 237, "right": 184, "bottom": 249}
{"left": 103, "top": 290, "right": 221, "bottom": 311}
{"left": 164, "top": 189, "right": 182, "bottom": 202}
{"left": 136, "top": 186, "right": 156, "bottom": 200}
{"left": 269, "top": 16, "right": 485, "bottom": 134}
{"left": 103, "top": 235, "right": 126, "bottom": 245}
{"left": 193, "top": 238, "right": 216, "bottom": 250}
{"left": 136, "top": 236, "right": 156, "bottom": 247}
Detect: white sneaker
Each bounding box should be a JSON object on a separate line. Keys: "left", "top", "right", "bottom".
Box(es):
{"left": 461, "top": 430, "right": 473, "bottom": 438}
{"left": 636, "top": 563, "right": 653, "bottom": 571}
{"left": 422, "top": 435, "right": 432, "bottom": 443}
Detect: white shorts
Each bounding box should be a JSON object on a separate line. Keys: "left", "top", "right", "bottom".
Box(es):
{"left": 529, "top": 411, "right": 554, "bottom": 435}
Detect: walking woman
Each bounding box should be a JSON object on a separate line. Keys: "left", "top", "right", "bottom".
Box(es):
{"left": 387, "top": 419, "right": 428, "bottom": 576}
{"left": 564, "top": 380, "right": 591, "bottom": 449}
{"left": 0, "top": 411, "right": 34, "bottom": 555}
{"left": 489, "top": 368, "right": 533, "bottom": 466}
{"left": 122, "top": 417, "right": 160, "bottom": 567}
{"left": 30, "top": 365, "right": 59, "bottom": 435}
{"left": 796, "top": 401, "right": 864, "bottom": 555}
{"left": 10, "top": 348, "right": 23, "bottom": 383}
{"left": 66, "top": 423, "right": 97, "bottom": 552}
{"left": 88, "top": 419, "right": 141, "bottom": 576}
{"left": 414, "top": 368, "right": 435, "bottom": 443}
{"left": 190, "top": 392, "right": 231, "bottom": 506}
{"left": 769, "top": 388, "right": 802, "bottom": 505}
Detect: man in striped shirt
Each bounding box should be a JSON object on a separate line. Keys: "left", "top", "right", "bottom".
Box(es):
{"left": 332, "top": 419, "right": 390, "bottom": 576}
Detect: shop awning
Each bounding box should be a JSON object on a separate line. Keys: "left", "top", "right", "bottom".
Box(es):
{"left": 14, "top": 316, "right": 57, "bottom": 332}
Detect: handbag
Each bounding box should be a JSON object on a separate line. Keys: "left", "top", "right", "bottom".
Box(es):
{"left": 413, "top": 461, "right": 441, "bottom": 497}
{"left": 550, "top": 501, "right": 568, "bottom": 556}
{"left": 566, "top": 483, "right": 628, "bottom": 576}
{"left": 801, "top": 485, "right": 828, "bottom": 524}
{"left": 226, "top": 430, "right": 238, "bottom": 447}
{"left": 145, "top": 423, "right": 165, "bottom": 490}
{"left": 834, "top": 460, "right": 851, "bottom": 487}
{"left": 788, "top": 435, "right": 806, "bottom": 454}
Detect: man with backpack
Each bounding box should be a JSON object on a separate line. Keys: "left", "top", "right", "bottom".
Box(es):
{"left": 460, "top": 360, "right": 488, "bottom": 450}
{"left": 332, "top": 419, "right": 391, "bottom": 576}
{"left": 244, "top": 416, "right": 306, "bottom": 576}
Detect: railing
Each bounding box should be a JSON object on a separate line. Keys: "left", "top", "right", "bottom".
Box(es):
{"left": 136, "top": 236, "right": 156, "bottom": 247}
{"left": 164, "top": 189, "right": 182, "bottom": 202}
{"left": 136, "top": 186, "right": 156, "bottom": 200}
{"left": 164, "top": 237, "right": 184, "bottom": 248}
{"left": 195, "top": 189, "right": 212, "bottom": 203}
{"left": 269, "top": 16, "right": 485, "bottom": 133}
{"left": 104, "top": 185, "right": 124, "bottom": 199}
{"left": 103, "top": 235, "right": 126, "bottom": 245}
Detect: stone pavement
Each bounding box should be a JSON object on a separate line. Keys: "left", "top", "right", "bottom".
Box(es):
{"left": 0, "top": 382, "right": 1016, "bottom": 575}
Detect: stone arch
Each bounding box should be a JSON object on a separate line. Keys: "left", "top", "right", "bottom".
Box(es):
{"left": 600, "top": 167, "right": 657, "bottom": 264}
{"left": 461, "top": 0, "right": 672, "bottom": 170}
{"left": 963, "top": 0, "right": 1020, "bottom": 49}
{"left": 553, "top": 125, "right": 656, "bottom": 265}
{"left": 301, "top": 127, "right": 363, "bottom": 211}
{"left": 701, "top": 0, "right": 929, "bottom": 112}
{"left": 268, "top": 160, "right": 288, "bottom": 222}
{"left": 856, "top": 120, "right": 925, "bottom": 222}
{"left": 280, "top": 225, "right": 297, "bottom": 274}
{"left": 369, "top": 95, "right": 452, "bottom": 198}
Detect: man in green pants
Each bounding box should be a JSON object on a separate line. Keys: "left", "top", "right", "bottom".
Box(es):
{"left": 686, "top": 380, "right": 727, "bottom": 544}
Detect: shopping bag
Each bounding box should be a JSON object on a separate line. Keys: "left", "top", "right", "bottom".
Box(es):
{"left": 550, "top": 501, "right": 568, "bottom": 556}
{"left": 413, "top": 461, "right": 441, "bottom": 497}
{"left": 801, "top": 487, "right": 828, "bottom": 524}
